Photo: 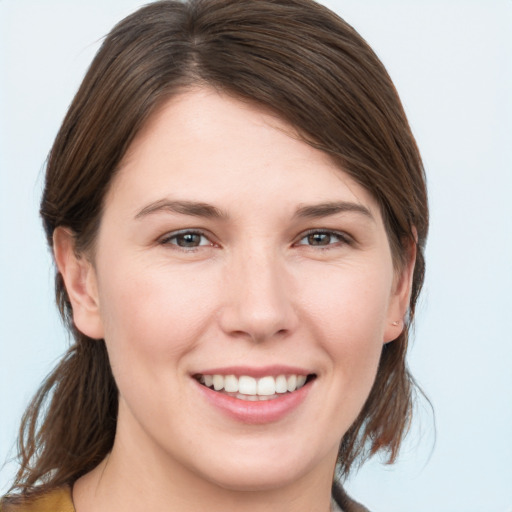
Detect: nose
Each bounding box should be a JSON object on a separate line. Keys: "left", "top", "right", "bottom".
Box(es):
{"left": 218, "top": 247, "right": 298, "bottom": 343}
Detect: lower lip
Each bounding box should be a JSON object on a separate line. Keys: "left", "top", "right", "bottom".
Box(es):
{"left": 194, "top": 379, "right": 312, "bottom": 424}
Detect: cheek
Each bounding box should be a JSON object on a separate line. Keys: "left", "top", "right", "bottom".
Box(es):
{"left": 96, "top": 258, "right": 218, "bottom": 374}
{"left": 302, "top": 261, "right": 393, "bottom": 339}
{"left": 299, "top": 261, "right": 393, "bottom": 390}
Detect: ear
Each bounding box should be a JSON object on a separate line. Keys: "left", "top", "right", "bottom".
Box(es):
{"left": 383, "top": 236, "right": 417, "bottom": 344}
{"left": 53, "top": 227, "right": 104, "bottom": 340}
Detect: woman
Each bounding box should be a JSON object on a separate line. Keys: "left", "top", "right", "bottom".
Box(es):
{"left": 1, "top": 0, "right": 428, "bottom": 511}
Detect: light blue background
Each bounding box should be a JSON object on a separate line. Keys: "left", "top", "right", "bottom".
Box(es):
{"left": 1, "top": 1, "right": 511, "bottom": 511}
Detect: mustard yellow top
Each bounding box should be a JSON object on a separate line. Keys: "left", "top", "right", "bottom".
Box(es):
{"left": 0, "top": 488, "right": 74, "bottom": 512}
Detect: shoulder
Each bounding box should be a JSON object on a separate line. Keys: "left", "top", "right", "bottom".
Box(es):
{"left": 0, "top": 487, "right": 74, "bottom": 512}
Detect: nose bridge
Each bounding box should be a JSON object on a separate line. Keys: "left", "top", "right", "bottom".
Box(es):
{"left": 219, "top": 241, "right": 296, "bottom": 342}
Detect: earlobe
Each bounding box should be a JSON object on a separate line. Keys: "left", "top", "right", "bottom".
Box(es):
{"left": 53, "top": 227, "right": 104, "bottom": 340}
{"left": 383, "top": 237, "right": 417, "bottom": 344}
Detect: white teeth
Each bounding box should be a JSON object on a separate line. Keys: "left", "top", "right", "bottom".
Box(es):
{"left": 238, "top": 376, "right": 257, "bottom": 395}
{"left": 275, "top": 375, "right": 288, "bottom": 393}
{"left": 286, "top": 375, "right": 297, "bottom": 392}
{"left": 212, "top": 374, "right": 224, "bottom": 391}
{"left": 224, "top": 374, "right": 239, "bottom": 393}
{"left": 257, "top": 376, "right": 276, "bottom": 396}
{"left": 199, "top": 373, "right": 310, "bottom": 396}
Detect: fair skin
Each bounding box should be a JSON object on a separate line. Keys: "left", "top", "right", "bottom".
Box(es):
{"left": 54, "top": 88, "right": 414, "bottom": 512}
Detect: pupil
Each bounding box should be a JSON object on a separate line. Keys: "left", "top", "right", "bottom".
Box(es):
{"left": 308, "top": 233, "right": 330, "bottom": 246}
{"left": 178, "top": 233, "right": 200, "bottom": 247}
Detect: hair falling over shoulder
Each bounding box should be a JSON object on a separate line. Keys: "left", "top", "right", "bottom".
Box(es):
{"left": 7, "top": 338, "right": 117, "bottom": 498}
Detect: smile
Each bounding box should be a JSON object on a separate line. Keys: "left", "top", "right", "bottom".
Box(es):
{"left": 196, "top": 374, "right": 311, "bottom": 401}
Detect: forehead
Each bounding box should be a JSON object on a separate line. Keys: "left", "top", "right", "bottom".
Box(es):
{"left": 108, "top": 88, "right": 381, "bottom": 220}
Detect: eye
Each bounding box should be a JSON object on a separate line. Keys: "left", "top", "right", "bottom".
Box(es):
{"left": 296, "top": 230, "right": 351, "bottom": 247}
{"left": 160, "top": 230, "right": 213, "bottom": 249}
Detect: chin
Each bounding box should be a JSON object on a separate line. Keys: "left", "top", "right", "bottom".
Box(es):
{"left": 187, "top": 441, "right": 333, "bottom": 493}
{"left": 203, "top": 464, "right": 307, "bottom": 493}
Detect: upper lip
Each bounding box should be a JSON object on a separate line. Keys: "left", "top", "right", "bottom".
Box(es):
{"left": 193, "top": 365, "right": 313, "bottom": 378}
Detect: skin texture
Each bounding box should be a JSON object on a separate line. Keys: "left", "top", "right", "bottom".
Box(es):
{"left": 54, "top": 88, "right": 414, "bottom": 512}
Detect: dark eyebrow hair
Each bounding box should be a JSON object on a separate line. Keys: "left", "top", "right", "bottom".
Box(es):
{"left": 135, "top": 199, "right": 373, "bottom": 222}
{"left": 294, "top": 201, "right": 374, "bottom": 221}
{"left": 134, "top": 199, "right": 228, "bottom": 220}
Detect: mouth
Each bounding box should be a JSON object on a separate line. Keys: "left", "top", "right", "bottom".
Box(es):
{"left": 194, "top": 373, "right": 317, "bottom": 401}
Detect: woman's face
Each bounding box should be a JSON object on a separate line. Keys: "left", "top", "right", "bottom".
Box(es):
{"left": 65, "top": 88, "right": 411, "bottom": 492}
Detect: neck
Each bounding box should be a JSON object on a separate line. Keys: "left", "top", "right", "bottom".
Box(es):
{"left": 73, "top": 403, "right": 339, "bottom": 512}
{"left": 74, "top": 456, "right": 336, "bottom": 512}
{"left": 73, "top": 441, "right": 337, "bottom": 512}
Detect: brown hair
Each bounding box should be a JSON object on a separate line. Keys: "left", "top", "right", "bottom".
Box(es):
{"left": 7, "top": 0, "right": 428, "bottom": 498}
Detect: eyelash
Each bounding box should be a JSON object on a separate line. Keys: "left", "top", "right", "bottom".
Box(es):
{"left": 159, "top": 229, "right": 352, "bottom": 251}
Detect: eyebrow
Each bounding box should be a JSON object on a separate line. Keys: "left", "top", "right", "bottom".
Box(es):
{"left": 134, "top": 199, "right": 228, "bottom": 220}
{"left": 134, "top": 199, "right": 374, "bottom": 222}
{"left": 293, "top": 201, "right": 374, "bottom": 221}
